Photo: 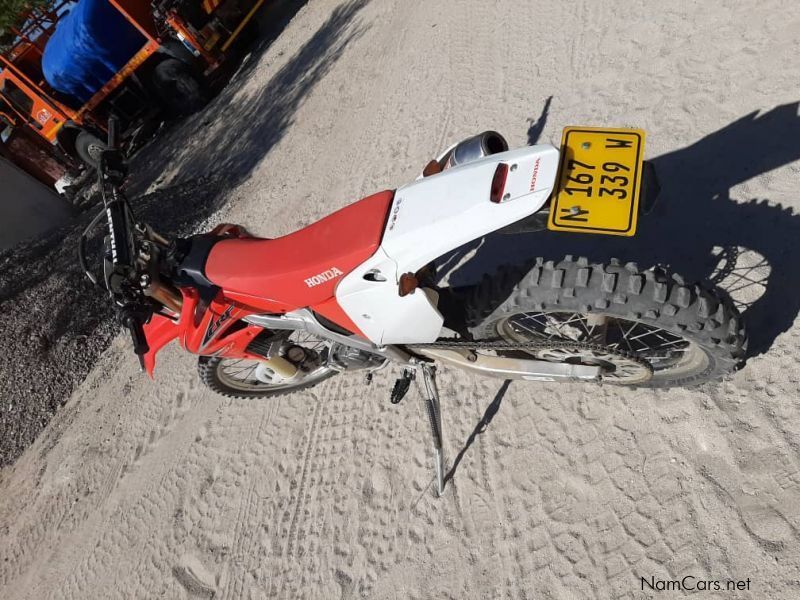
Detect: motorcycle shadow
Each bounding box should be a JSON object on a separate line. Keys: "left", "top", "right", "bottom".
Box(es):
{"left": 442, "top": 102, "right": 800, "bottom": 359}
{"left": 444, "top": 380, "right": 511, "bottom": 485}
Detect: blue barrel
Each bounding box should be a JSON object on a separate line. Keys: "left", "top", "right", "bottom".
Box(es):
{"left": 42, "top": 0, "right": 147, "bottom": 106}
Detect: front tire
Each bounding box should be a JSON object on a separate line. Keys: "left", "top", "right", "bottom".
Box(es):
{"left": 199, "top": 356, "right": 338, "bottom": 399}
{"left": 465, "top": 256, "right": 746, "bottom": 388}
{"left": 197, "top": 330, "right": 339, "bottom": 398}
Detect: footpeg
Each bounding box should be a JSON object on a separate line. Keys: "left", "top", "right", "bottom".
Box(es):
{"left": 390, "top": 368, "right": 415, "bottom": 404}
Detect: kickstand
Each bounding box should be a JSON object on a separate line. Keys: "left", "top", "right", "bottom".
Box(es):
{"left": 419, "top": 363, "right": 446, "bottom": 497}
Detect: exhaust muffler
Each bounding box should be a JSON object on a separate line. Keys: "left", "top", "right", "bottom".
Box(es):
{"left": 442, "top": 130, "right": 508, "bottom": 169}
{"left": 423, "top": 131, "right": 509, "bottom": 177}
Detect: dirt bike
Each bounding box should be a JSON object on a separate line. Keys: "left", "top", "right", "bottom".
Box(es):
{"left": 80, "top": 120, "right": 746, "bottom": 495}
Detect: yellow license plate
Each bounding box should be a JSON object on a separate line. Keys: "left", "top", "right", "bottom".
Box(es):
{"left": 548, "top": 126, "right": 645, "bottom": 236}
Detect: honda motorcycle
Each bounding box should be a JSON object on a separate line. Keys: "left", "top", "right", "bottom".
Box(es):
{"left": 81, "top": 121, "right": 746, "bottom": 494}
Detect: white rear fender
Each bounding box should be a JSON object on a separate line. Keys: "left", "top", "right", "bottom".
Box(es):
{"left": 336, "top": 144, "right": 559, "bottom": 345}
{"left": 384, "top": 144, "right": 559, "bottom": 272}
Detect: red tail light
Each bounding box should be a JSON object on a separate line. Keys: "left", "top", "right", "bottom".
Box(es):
{"left": 490, "top": 163, "right": 509, "bottom": 203}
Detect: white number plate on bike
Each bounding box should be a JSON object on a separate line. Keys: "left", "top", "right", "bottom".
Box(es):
{"left": 548, "top": 126, "right": 646, "bottom": 236}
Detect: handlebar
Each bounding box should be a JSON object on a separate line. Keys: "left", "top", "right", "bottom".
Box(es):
{"left": 78, "top": 115, "right": 153, "bottom": 371}
{"left": 107, "top": 115, "right": 119, "bottom": 149}
{"left": 97, "top": 115, "right": 135, "bottom": 273}
{"left": 102, "top": 182, "right": 135, "bottom": 269}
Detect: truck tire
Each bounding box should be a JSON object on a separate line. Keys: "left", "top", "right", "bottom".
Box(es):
{"left": 75, "top": 131, "right": 107, "bottom": 169}
{"left": 152, "top": 59, "right": 206, "bottom": 116}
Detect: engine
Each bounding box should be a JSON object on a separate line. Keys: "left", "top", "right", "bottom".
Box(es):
{"left": 330, "top": 344, "right": 387, "bottom": 371}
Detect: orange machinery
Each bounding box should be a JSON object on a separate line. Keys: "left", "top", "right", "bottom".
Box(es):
{"left": 0, "top": 0, "right": 266, "bottom": 166}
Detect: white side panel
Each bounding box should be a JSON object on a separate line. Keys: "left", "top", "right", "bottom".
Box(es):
{"left": 384, "top": 144, "right": 559, "bottom": 272}
{"left": 335, "top": 248, "right": 444, "bottom": 345}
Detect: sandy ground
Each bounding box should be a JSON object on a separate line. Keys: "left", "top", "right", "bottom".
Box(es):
{"left": 2, "top": 0, "right": 800, "bottom": 598}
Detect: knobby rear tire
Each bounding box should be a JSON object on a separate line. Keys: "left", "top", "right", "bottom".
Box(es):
{"left": 464, "top": 256, "right": 747, "bottom": 388}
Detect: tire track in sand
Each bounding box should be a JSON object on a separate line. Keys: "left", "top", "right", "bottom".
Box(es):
{"left": 218, "top": 398, "right": 282, "bottom": 600}
{"left": 269, "top": 393, "right": 326, "bottom": 599}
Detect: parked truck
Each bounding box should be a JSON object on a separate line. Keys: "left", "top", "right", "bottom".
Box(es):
{"left": 0, "top": 0, "right": 265, "bottom": 170}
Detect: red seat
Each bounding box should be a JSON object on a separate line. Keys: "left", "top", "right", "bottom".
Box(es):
{"left": 205, "top": 191, "right": 394, "bottom": 310}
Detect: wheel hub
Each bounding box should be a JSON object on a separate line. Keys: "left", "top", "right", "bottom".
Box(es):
{"left": 254, "top": 361, "right": 299, "bottom": 384}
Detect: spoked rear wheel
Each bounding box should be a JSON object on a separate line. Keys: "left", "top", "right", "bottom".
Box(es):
{"left": 498, "top": 312, "right": 705, "bottom": 385}
{"left": 467, "top": 256, "right": 747, "bottom": 387}
{"left": 198, "top": 331, "right": 338, "bottom": 398}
